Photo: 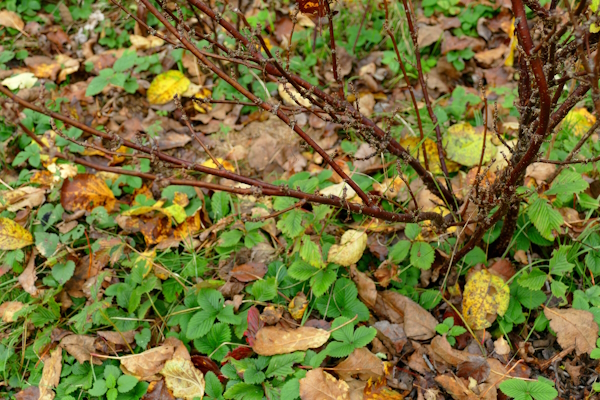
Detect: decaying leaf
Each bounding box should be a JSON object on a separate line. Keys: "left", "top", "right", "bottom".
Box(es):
{"left": 39, "top": 348, "right": 62, "bottom": 400}
{"left": 289, "top": 292, "right": 309, "bottom": 320}
{"left": 443, "top": 123, "right": 496, "bottom": 167}
{"left": 18, "top": 251, "right": 39, "bottom": 296}
{"left": 142, "top": 379, "right": 175, "bottom": 400}
{"left": 0, "top": 301, "right": 25, "bottom": 322}
{"left": 61, "top": 174, "right": 117, "bottom": 213}
{"left": 299, "top": 368, "right": 350, "bottom": 400}
{"left": 60, "top": 334, "right": 102, "bottom": 365}
{"left": 120, "top": 344, "right": 176, "bottom": 380}
{"left": 435, "top": 375, "right": 478, "bottom": 400}
{"left": 328, "top": 229, "right": 368, "bottom": 266}
{"left": 252, "top": 326, "right": 330, "bottom": 356}
{"left": 0, "top": 10, "right": 24, "bottom": 31}
{"left": 544, "top": 307, "right": 598, "bottom": 355}
{"left": 1, "top": 72, "right": 38, "bottom": 90}
{"left": 462, "top": 269, "right": 509, "bottom": 330}
{"left": 374, "top": 291, "right": 438, "bottom": 340}
{"left": 147, "top": 70, "right": 191, "bottom": 105}
{"left": 0, "top": 217, "right": 33, "bottom": 250}
{"left": 130, "top": 34, "right": 165, "bottom": 50}
{"left": 400, "top": 136, "right": 461, "bottom": 174}
{"left": 231, "top": 262, "right": 267, "bottom": 282}
{"left": 333, "top": 348, "right": 384, "bottom": 381}
{"left": 278, "top": 82, "right": 312, "bottom": 108}
{"left": 0, "top": 186, "right": 45, "bottom": 212}
{"left": 160, "top": 357, "right": 205, "bottom": 400}
{"left": 97, "top": 330, "right": 136, "bottom": 346}
{"left": 14, "top": 386, "right": 40, "bottom": 400}
{"left": 350, "top": 265, "right": 377, "bottom": 308}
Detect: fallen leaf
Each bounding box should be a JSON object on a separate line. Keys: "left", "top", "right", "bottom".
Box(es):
{"left": 319, "top": 182, "right": 357, "bottom": 199}
{"left": 350, "top": 265, "right": 377, "bottom": 307}
{"left": 474, "top": 45, "right": 508, "bottom": 67}
{"left": 328, "top": 230, "right": 368, "bottom": 266}
{"left": 363, "top": 375, "right": 404, "bottom": 399}
{"left": 400, "top": 136, "right": 461, "bottom": 174}
{"left": 97, "top": 330, "right": 136, "bottom": 346}
{"left": 278, "top": 82, "right": 311, "bottom": 108}
{"left": 418, "top": 24, "right": 444, "bottom": 48}
{"left": 374, "top": 291, "right": 438, "bottom": 340}
{"left": 200, "top": 157, "right": 235, "bottom": 172}
{"left": 1, "top": 72, "right": 38, "bottom": 90}
{"left": 0, "top": 301, "right": 25, "bottom": 322}
{"left": 333, "top": 348, "right": 384, "bottom": 381}
{"left": 544, "top": 307, "right": 598, "bottom": 355}
{"left": 60, "top": 334, "right": 102, "bottom": 365}
{"left": 147, "top": 70, "right": 191, "bottom": 105}
{"left": 435, "top": 375, "right": 478, "bottom": 400}
{"left": 488, "top": 259, "right": 516, "bottom": 282}
{"left": 562, "top": 107, "right": 596, "bottom": 136}
{"left": 231, "top": 262, "right": 267, "bottom": 282}
{"left": 462, "top": 269, "right": 510, "bottom": 330}
{"left": 61, "top": 174, "right": 117, "bottom": 213}
{"left": 299, "top": 368, "right": 350, "bottom": 400}
{"left": 457, "top": 357, "right": 490, "bottom": 383}
{"left": 14, "top": 386, "right": 40, "bottom": 400}
{"left": 130, "top": 34, "right": 165, "bottom": 50}
{"left": 56, "top": 54, "right": 80, "bottom": 83}
{"left": 39, "top": 348, "right": 62, "bottom": 400}
{"left": 160, "top": 357, "right": 205, "bottom": 400}
{"left": 120, "top": 344, "right": 176, "bottom": 380}
{"left": 0, "top": 217, "right": 33, "bottom": 250}
{"left": 0, "top": 186, "right": 45, "bottom": 212}
{"left": 0, "top": 10, "right": 24, "bottom": 31}
{"left": 289, "top": 292, "right": 309, "bottom": 320}
{"left": 373, "top": 321, "right": 407, "bottom": 355}
{"left": 564, "top": 360, "right": 582, "bottom": 385}
{"left": 430, "top": 335, "right": 481, "bottom": 366}
{"left": 18, "top": 251, "right": 39, "bottom": 296}
{"left": 142, "top": 379, "right": 175, "bottom": 400}
{"left": 443, "top": 123, "right": 496, "bottom": 167}
{"left": 494, "top": 337, "right": 510, "bottom": 356}
{"left": 252, "top": 326, "right": 330, "bottom": 356}
{"left": 25, "top": 56, "right": 61, "bottom": 80}
{"left": 525, "top": 162, "right": 556, "bottom": 185}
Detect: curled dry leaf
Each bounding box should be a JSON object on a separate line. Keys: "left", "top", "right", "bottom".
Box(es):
{"left": 373, "top": 321, "right": 407, "bottom": 355}
{"left": 328, "top": 230, "right": 368, "bottom": 267}
{"left": 130, "top": 34, "right": 165, "bottom": 50}
{"left": 0, "top": 301, "right": 25, "bottom": 322}
{"left": 462, "top": 269, "right": 509, "bottom": 330}
{"left": 97, "top": 330, "right": 136, "bottom": 345}
{"left": 60, "top": 334, "right": 102, "bottom": 365}
{"left": 0, "top": 186, "right": 45, "bottom": 212}
{"left": 299, "top": 368, "right": 350, "bottom": 400}
{"left": 374, "top": 291, "right": 438, "bottom": 340}
{"left": 494, "top": 337, "right": 510, "bottom": 356}
{"left": 142, "top": 379, "right": 175, "bottom": 400}
{"left": 230, "top": 262, "right": 267, "bottom": 282}
{"left": 18, "top": 251, "right": 39, "bottom": 296}
{"left": 456, "top": 357, "right": 490, "bottom": 383}
{"left": 525, "top": 162, "right": 556, "bottom": 185}
{"left": 350, "top": 265, "right": 377, "bottom": 307}
{"left": 120, "top": 344, "right": 176, "bottom": 380}
{"left": 0, "top": 217, "right": 33, "bottom": 250}
{"left": 61, "top": 174, "right": 117, "bottom": 213}
{"left": 278, "top": 82, "right": 311, "bottom": 108}
{"left": 1, "top": 72, "right": 38, "bottom": 90}
{"left": 544, "top": 307, "right": 598, "bottom": 355}
{"left": 333, "top": 347, "right": 384, "bottom": 381}
{"left": 434, "top": 375, "right": 478, "bottom": 400}
{"left": 39, "top": 348, "right": 62, "bottom": 400}
{"left": 289, "top": 292, "right": 309, "bottom": 320}
{"left": 252, "top": 326, "right": 330, "bottom": 356}
{"left": 0, "top": 10, "right": 24, "bottom": 31}
{"left": 160, "top": 357, "right": 205, "bottom": 400}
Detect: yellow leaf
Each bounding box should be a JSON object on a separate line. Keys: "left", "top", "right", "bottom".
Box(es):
{"left": 400, "top": 136, "right": 460, "bottom": 175}
{"left": 147, "top": 70, "right": 191, "bottom": 105}
{"left": 252, "top": 326, "right": 330, "bottom": 355}
{"left": 462, "top": 269, "right": 509, "bottom": 330}
{"left": 443, "top": 122, "right": 496, "bottom": 167}
{"left": 1, "top": 72, "right": 38, "bottom": 90}
{"left": 278, "top": 82, "right": 311, "bottom": 108}
{"left": 160, "top": 357, "right": 205, "bottom": 400}
{"left": 129, "top": 34, "right": 164, "bottom": 50}
{"left": 288, "top": 292, "right": 308, "bottom": 320}
{"left": 505, "top": 18, "right": 517, "bottom": 67}
{"left": 60, "top": 174, "right": 117, "bottom": 213}
{"left": 0, "top": 217, "right": 33, "bottom": 250}
{"left": 201, "top": 157, "right": 235, "bottom": 172}
{"left": 327, "top": 229, "right": 367, "bottom": 266}
{"left": 132, "top": 249, "right": 156, "bottom": 280}
{"left": 193, "top": 87, "right": 213, "bottom": 113}
{"left": 562, "top": 107, "right": 596, "bottom": 136}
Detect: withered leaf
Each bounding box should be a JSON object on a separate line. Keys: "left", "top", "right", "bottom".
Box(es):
{"left": 333, "top": 348, "right": 384, "bottom": 381}
{"left": 0, "top": 186, "right": 45, "bottom": 212}
{"left": 434, "top": 375, "right": 479, "bottom": 400}
{"left": 376, "top": 291, "right": 437, "bottom": 340}
{"left": 299, "top": 368, "right": 350, "bottom": 400}
{"left": 0, "top": 217, "right": 33, "bottom": 250}
{"left": 142, "top": 379, "right": 175, "bottom": 400}
{"left": 18, "top": 251, "right": 39, "bottom": 297}
{"left": 97, "top": 330, "right": 136, "bottom": 345}
{"left": 373, "top": 321, "right": 407, "bottom": 355}
{"left": 160, "top": 357, "right": 205, "bottom": 400}
{"left": 39, "top": 348, "right": 62, "bottom": 400}
{"left": 252, "top": 326, "right": 330, "bottom": 356}
{"left": 120, "top": 344, "right": 175, "bottom": 381}
{"left": 60, "top": 334, "right": 102, "bottom": 365}
{"left": 350, "top": 265, "right": 377, "bottom": 308}
{"left": 15, "top": 386, "right": 40, "bottom": 400}
{"left": 230, "top": 262, "right": 267, "bottom": 282}
{"left": 457, "top": 358, "right": 490, "bottom": 383}
{"left": 0, "top": 301, "right": 25, "bottom": 322}
{"left": 544, "top": 307, "right": 598, "bottom": 355}
{"left": 61, "top": 174, "right": 117, "bottom": 213}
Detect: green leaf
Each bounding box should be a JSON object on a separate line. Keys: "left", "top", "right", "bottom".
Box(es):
{"left": 420, "top": 289, "right": 443, "bottom": 310}
{"left": 117, "top": 375, "right": 138, "bottom": 393}
{"left": 528, "top": 380, "right": 559, "bottom": 400}
{"left": 545, "top": 169, "right": 589, "bottom": 196}
{"left": 527, "top": 197, "right": 563, "bottom": 241}
{"left": 277, "top": 209, "right": 304, "bottom": 238}
{"left": 464, "top": 246, "right": 487, "bottom": 266}
{"left": 88, "top": 379, "right": 108, "bottom": 397}
{"left": 265, "top": 352, "right": 305, "bottom": 377}
{"left": 223, "top": 383, "right": 264, "bottom": 400}
{"left": 352, "top": 326, "right": 377, "bottom": 348}
{"left": 499, "top": 379, "right": 530, "bottom": 400}
{"left": 186, "top": 310, "right": 216, "bottom": 339}
{"left": 410, "top": 241, "right": 435, "bottom": 270}
{"left": 310, "top": 265, "right": 337, "bottom": 297}
{"left": 211, "top": 192, "right": 231, "bottom": 221}
{"left": 194, "top": 323, "right": 231, "bottom": 362}
{"left": 300, "top": 235, "right": 323, "bottom": 268}
{"left": 280, "top": 378, "right": 300, "bottom": 400}
{"left": 113, "top": 51, "right": 138, "bottom": 72}
{"left": 251, "top": 277, "right": 278, "bottom": 301}
{"left": 325, "top": 341, "right": 355, "bottom": 358}
{"left": 550, "top": 280, "right": 568, "bottom": 303}
{"left": 219, "top": 230, "right": 243, "bottom": 248}
{"left": 288, "top": 259, "right": 318, "bottom": 281}
{"left": 52, "top": 260, "right": 75, "bottom": 285}
{"left": 517, "top": 268, "right": 547, "bottom": 291}
{"left": 35, "top": 232, "right": 59, "bottom": 257}
{"left": 388, "top": 240, "right": 411, "bottom": 263}
{"left": 405, "top": 223, "right": 421, "bottom": 240}
{"left": 513, "top": 283, "right": 547, "bottom": 310}
{"left": 315, "top": 278, "right": 369, "bottom": 321}
{"left": 204, "top": 371, "right": 224, "bottom": 398}
{"left": 134, "top": 328, "right": 151, "bottom": 349}
{"left": 85, "top": 76, "right": 109, "bottom": 96}
{"left": 549, "top": 246, "right": 574, "bottom": 275}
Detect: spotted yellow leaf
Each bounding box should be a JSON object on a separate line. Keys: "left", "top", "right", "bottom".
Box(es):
{"left": 462, "top": 269, "right": 509, "bottom": 330}
{"left": 160, "top": 357, "right": 205, "bottom": 400}
{"left": 443, "top": 122, "right": 496, "bottom": 167}
{"left": 327, "top": 229, "right": 367, "bottom": 266}
{"left": 147, "top": 70, "right": 191, "bottom": 105}
{"left": 400, "top": 136, "right": 460, "bottom": 175}
{"left": 0, "top": 217, "right": 33, "bottom": 250}
{"left": 201, "top": 158, "right": 235, "bottom": 172}
{"left": 562, "top": 107, "right": 596, "bottom": 136}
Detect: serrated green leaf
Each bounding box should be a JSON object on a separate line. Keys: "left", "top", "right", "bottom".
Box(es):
{"left": 549, "top": 246, "right": 574, "bottom": 275}
{"left": 527, "top": 197, "right": 563, "bottom": 241}
{"left": 288, "top": 259, "right": 318, "bottom": 281}
{"left": 310, "top": 265, "right": 336, "bottom": 297}
{"left": 388, "top": 240, "right": 410, "bottom": 263}
{"left": 265, "top": 352, "right": 305, "bottom": 377}
{"left": 410, "top": 241, "right": 435, "bottom": 270}
{"left": 517, "top": 268, "right": 547, "bottom": 291}
{"left": 277, "top": 209, "right": 304, "bottom": 238}
{"left": 300, "top": 235, "right": 323, "bottom": 268}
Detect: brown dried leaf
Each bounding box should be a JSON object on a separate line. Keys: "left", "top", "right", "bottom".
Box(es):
{"left": 0, "top": 10, "right": 24, "bottom": 31}
{"left": 544, "top": 307, "right": 598, "bottom": 355}
{"left": 15, "top": 386, "right": 40, "bottom": 400}
{"left": 0, "top": 301, "right": 25, "bottom": 322}
{"left": 25, "top": 56, "right": 61, "bottom": 80}
{"left": 231, "top": 262, "right": 267, "bottom": 282}
{"left": 564, "top": 360, "right": 582, "bottom": 385}
{"left": 18, "top": 251, "right": 39, "bottom": 296}
{"left": 376, "top": 291, "right": 437, "bottom": 340}
{"left": 39, "top": 348, "right": 62, "bottom": 400}
{"left": 120, "top": 344, "right": 175, "bottom": 381}
{"left": 488, "top": 259, "right": 516, "bottom": 282}
{"left": 350, "top": 265, "right": 377, "bottom": 308}
{"left": 456, "top": 358, "right": 490, "bottom": 383}
{"left": 61, "top": 174, "right": 117, "bottom": 213}
{"left": 60, "top": 334, "right": 102, "bottom": 365}
{"left": 97, "top": 330, "right": 136, "bottom": 345}
{"left": 160, "top": 357, "right": 205, "bottom": 400}
{"left": 373, "top": 321, "right": 407, "bottom": 355}
{"left": 299, "top": 368, "right": 350, "bottom": 400}
{"left": 333, "top": 348, "right": 384, "bottom": 381}
{"left": 252, "top": 326, "right": 330, "bottom": 356}
{"left": 434, "top": 375, "right": 478, "bottom": 400}
{"left": 525, "top": 162, "right": 556, "bottom": 185}
{"left": 142, "top": 379, "right": 175, "bottom": 400}
{"left": 0, "top": 186, "right": 45, "bottom": 211}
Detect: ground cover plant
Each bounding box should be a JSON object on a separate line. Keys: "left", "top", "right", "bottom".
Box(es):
{"left": 1, "top": 0, "right": 600, "bottom": 398}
